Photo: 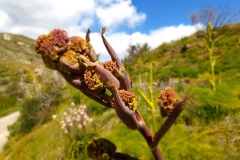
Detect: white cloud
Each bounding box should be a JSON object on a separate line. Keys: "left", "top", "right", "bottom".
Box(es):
{"left": 0, "top": 10, "right": 11, "bottom": 28}
{"left": 0, "top": 0, "right": 96, "bottom": 37}
{"left": 95, "top": 0, "right": 146, "bottom": 29}
{"left": 0, "top": 0, "right": 145, "bottom": 38}
{"left": 0, "top": 0, "right": 198, "bottom": 62}
{"left": 88, "top": 24, "right": 198, "bottom": 62}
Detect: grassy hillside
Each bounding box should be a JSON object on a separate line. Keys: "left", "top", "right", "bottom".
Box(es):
{"left": 126, "top": 24, "right": 240, "bottom": 83}
{"left": 0, "top": 33, "right": 44, "bottom": 117}
{"left": 1, "top": 23, "right": 240, "bottom": 159}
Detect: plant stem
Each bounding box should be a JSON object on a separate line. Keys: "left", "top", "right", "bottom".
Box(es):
{"left": 138, "top": 125, "right": 164, "bottom": 160}
{"left": 151, "top": 100, "right": 185, "bottom": 148}
{"left": 208, "top": 42, "right": 216, "bottom": 92}
{"left": 148, "top": 63, "right": 157, "bottom": 132}
{"left": 206, "top": 22, "right": 216, "bottom": 92}
{"left": 138, "top": 100, "right": 185, "bottom": 160}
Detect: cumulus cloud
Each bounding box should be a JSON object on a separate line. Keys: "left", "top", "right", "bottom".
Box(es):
{"left": 0, "top": 0, "right": 144, "bottom": 37}
{"left": 0, "top": 10, "right": 11, "bottom": 28}
{"left": 0, "top": 0, "right": 96, "bottom": 37}
{"left": 0, "top": 0, "right": 198, "bottom": 62}
{"left": 95, "top": 0, "right": 146, "bottom": 29}
{"left": 89, "top": 24, "right": 198, "bottom": 62}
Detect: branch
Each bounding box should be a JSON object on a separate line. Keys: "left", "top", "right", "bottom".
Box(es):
{"left": 138, "top": 125, "right": 164, "bottom": 160}
{"left": 152, "top": 100, "right": 186, "bottom": 149}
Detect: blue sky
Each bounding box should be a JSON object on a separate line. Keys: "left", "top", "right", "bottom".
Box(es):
{"left": 129, "top": 0, "right": 240, "bottom": 33}
{"left": 0, "top": 0, "right": 239, "bottom": 61}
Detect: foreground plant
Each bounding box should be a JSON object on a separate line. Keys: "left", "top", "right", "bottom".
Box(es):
{"left": 36, "top": 28, "right": 186, "bottom": 160}
{"left": 60, "top": 103, "right": 95, "bottom": 159}
{"left": 60, "top": 104, "right": 93, "bottom": 137}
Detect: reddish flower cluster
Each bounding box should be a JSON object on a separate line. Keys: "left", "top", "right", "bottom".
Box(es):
{"left": 35, "top": 29, "right": 90, "bottom": 71}
{"left": 157, "top": 87, "right": 179, "bottom": 117}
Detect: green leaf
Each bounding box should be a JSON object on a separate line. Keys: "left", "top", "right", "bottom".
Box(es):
{"left": 138, "top": 90, "right": 154, "bottom": 109}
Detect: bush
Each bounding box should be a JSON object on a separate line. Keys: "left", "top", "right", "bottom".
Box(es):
{"left": 0, "top": 95, "right": 19, "bottom": 117}
{"left": 8, "top": 98, "right": 42, "bottom": 135}
{"left": 8, "top": 95, "right": 59, "bottom": 135}
{"left": 178, "top": 78, "right": 240, "bottom": 125}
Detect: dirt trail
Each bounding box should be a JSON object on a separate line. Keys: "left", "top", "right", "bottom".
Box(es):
{"left": 0, "top": 112, "right": 20, "bottom": 152}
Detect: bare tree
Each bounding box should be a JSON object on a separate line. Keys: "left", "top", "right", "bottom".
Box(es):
{"left": 125, "top": 42, "right": 151, "bottom": 62}
{"left": 190, "top": 4, "right": 240, "bottom": 29}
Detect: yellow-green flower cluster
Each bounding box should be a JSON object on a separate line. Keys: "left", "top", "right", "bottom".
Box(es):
{"left": 157, "top": 87, "right": 179, "bottom": 115}
{"left": 62, "top": 50, "right": 78, "bottom": 63}
{"left": 84, "top": 69, "right": 104, "bottom": 91}
{"left": 103, "top": 60, "right": 117, "bottom": 73}
{"left": 118, "top": 89, "right": 138, "bottom": 111}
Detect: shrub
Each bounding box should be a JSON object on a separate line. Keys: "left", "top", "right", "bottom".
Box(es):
{"left": 8, "top": 98, "right": 42, "bottom": 135}
{"left": 0, "top": 95, "right": 19, "bottom": 117}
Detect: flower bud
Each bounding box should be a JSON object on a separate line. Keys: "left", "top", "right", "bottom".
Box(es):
{"left": 35, "top": 29, "right": 69, "bottom": 70}
{"left": 68, "top": 36, "right": 89, "bottom": 56}
{"left": 87, "top": 138, "right": 116, "bottom": 160}
{"left": 118, "top": 89, "right": 138, "bottom": 111}
{"left": 84, "top": 69, "right": 104, "bottom": 91}
{"left": 157, "top": 87, "right": 179, "bottom": 117}
{"left": 103, "top": 61, "right": 117, "bottom": 73}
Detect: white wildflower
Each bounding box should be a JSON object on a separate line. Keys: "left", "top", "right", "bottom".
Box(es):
{"left": 52, "top": 115, "right": 57, "bottom": 119}
{"left": 60, "top": 103, "right": 93, "bottom": 136}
